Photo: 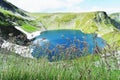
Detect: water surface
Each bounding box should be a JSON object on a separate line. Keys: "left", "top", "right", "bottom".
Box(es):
{"left": 32, "top": 30, "right": 105, "bottom": 61}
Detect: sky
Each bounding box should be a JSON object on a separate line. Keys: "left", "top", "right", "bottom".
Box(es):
{"left": 7, "top": 0, "right": 120, "bottom": 13}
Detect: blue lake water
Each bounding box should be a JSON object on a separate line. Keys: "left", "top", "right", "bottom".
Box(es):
{"left": 32, "top": 30, "right": 105, "bottom": 61}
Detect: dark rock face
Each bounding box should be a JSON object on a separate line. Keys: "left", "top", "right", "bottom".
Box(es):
{"left": 94, "top": 11, "right": 111, "bottom": 24}
{"left": 110, "top": 13, "right": 120, "bottom": 29}
{"left": 93, "top": 11, "right": 120, "bottom": 29}
{"left": 0, "top": 0, "right": 28, "bottom": 17}
{"left": 110, "top": 13, "right": 120, "bottom": 22}
{"left": 0, "top": 0, "right": 34, "bottom": 46}
{"left": 0, "top": 26, "right": 30, "bottom": 45}
{"left": 0, "top": 26, "right": 21, "bottom": 36}
{"left": 111, "top": 19, "right": 120, "bottom": 29}
{"left": 0, "top": 37, "right": 4, "bottom": 47}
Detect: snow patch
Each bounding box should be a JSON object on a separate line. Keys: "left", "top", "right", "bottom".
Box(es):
{"left": 15, "top": 26, "right": 41, "bottom": 40}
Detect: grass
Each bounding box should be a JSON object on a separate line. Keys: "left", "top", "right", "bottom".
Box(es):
{"left": 102, "top": 30, "right": 120, "bottom": 46}
{"left": 21, "top": 24, "right": 38, "bottom": 33}
{"left": 0, "top": 41, "right": 120, "bottom": 80}
{"left": 55, "top": 14, "right": 77, "bottom": 23}
{"left": 0, "top": 52, "right": 120, "bottom": 80}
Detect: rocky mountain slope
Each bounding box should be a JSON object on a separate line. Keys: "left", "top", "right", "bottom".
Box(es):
{"left": 0, "top": 0, "right": 42, "bottom": 45}
{"left": 0, "top": 0, "right": 30, "bottom": 26}
{"left": 109, "top": 13, "right": 120, "bottom": 29}
{"left": 110, "top": 13, "right": 120, "bottom": 22}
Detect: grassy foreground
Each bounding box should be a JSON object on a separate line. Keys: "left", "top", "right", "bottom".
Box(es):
{"left": 0, "top": 51, "right": 120, "bottom": 80}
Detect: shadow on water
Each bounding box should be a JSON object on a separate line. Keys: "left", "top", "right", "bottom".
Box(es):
{"left": 31, "top": 30, "right": 106, "bottom": 61}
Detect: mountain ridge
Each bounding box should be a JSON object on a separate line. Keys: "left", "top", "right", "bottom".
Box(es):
{"left": 0, "top": 0, "right": 120, "bottom": 45}
{"left": 30, "top": 11, "right": 120, "bottom": 45}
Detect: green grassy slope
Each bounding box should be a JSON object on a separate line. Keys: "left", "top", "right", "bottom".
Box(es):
{"left": 30, "top": 12, "right": 113, "bottom": 32}
{"left": 0, "top": 52, "right": 120, "bottom": 80}
{"left": 0, "top": 7, "right": 40, "bottom": 33}
{"left": 0, "top": 8, "right": 25, "bottom": 26}
{"left": 0, "top": 0, "right": 41, "bottom": 33}
{"left": 30, "top": 11, "right": 120, "bottom": 45}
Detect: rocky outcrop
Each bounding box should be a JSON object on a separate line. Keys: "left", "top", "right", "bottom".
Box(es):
{"left": 95, "top": 51, "right": 120, "bottom": 70}
{"left": 110, "top": 13, "right": 120, "bottom": 22}
{"left": 0, "top": 25, "right": 30, "bottom": 45}
{"left": 109, "top": 13, "right": 120, "bottom": 29}
{"left": 94, "top": 11, "right": 111, "bottom": 24}
{"left": 0, "top": 37, "right": 4, "bottom": 47}
{"left": 93, "top": 11, "right": 120, "bottom": 29}
{"left": 1, "top": 40, "right": 33, "bottom": 58}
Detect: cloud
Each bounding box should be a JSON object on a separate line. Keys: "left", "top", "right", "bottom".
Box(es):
{"left": 7, "top": 0, "right": 83, "bottom": 12}
{"left": 90, "top": 6, "right": 120, "bottom": 13}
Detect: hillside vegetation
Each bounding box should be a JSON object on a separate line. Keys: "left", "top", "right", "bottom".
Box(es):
{"left": 0, "top": 0, "right": 42, "bottom": 35}
{"left": 0, "top": 8, "right": 40, "bottom": 32}
{"left": 0, "top": 8, "right": 25, "bottom": 26}
{"left": 30, "top": 12, "right": 120, "bottom": 45}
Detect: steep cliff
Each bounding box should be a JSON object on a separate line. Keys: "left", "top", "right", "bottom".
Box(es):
{"left": 109, "top": 13, "right": 120, "bottom": 29}
{"left": 0, "top": 0, "right": 41, "bottom": 45}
